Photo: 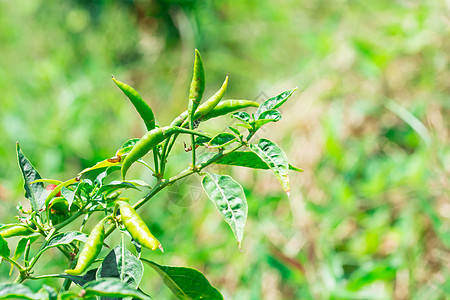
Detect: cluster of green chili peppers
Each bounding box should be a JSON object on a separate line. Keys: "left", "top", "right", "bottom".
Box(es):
{"left": 1, "top": 49, "right": 262, "bottom": 277}
{"left": 66, "top": 50, "right": 259, "bottom": 275}
{"left": 116, "top": 49, "right": 259, "bottom": 179}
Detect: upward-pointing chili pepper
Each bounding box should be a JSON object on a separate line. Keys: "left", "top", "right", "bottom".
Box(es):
{"left": 187, "top": 49, "right": 205, "bottom": 126}
{"left": 65, "top": 218, "right": 108, "bottom": 275}
{"left": 116, "top": 199, "right": 162, "bottom": 251}
{"left": 112, "top": 76, "right": 156, "bottom": 131}
{"left": 170, "top": 76, "right": 229, "bottom": 127}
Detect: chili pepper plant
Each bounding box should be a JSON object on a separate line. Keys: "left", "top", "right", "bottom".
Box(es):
{"left": 0, "top": 50, "right": 301, "bottom": 299}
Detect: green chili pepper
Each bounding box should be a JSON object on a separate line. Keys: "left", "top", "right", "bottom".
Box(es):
{"left": 121, "top": 126, "right": 175, "bottom": 179}
{"left": 187, "top": 49, "right": 205, "bottom": 125}
{"left": 65, "top": 218, "right": 108, "bottom": 275}
{"left": 112, "top": 76, "right": 156, "bottom": 131}
{"left": 0, "top": 225, "right": 34, "bottom": 238}
{"left": 116, "top": 200, "right": 162, "bottom": 251}
{"left": 121, "top": 126, "right": 211, "bottom": 179}
{"left": 200, "top": 100, "right": 260, "bottom": 121}
{"left": 171, "top": 76, "right": 229, "bottom": 127}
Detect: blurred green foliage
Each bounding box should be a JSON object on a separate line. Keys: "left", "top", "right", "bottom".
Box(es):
{"left": 0, "top": 0, "right": 449, "bottom": 299}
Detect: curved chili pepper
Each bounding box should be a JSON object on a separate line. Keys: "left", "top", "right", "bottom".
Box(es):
{"left": 112, "top": 76, "right": 156, "bottom": 131}
{"left": 0, "top": 225, "right": 34, "bottom": 238}
{"left": 121, "top": 126, "right": 175, "bottom": 179}
{"left": 116, "top": 200, "right": 162, "bottom": 251}
{"left": 65, "top": 218, "right": 108, "bottom": 275}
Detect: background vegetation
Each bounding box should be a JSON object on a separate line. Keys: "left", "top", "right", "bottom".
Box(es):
{"left": 0, "top": 0, "right": 448, "bottom": 299}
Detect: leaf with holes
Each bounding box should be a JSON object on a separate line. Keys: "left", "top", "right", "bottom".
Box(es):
{"left": 250, "top": 139, "right": 290, "bottom": 196}
{"left": 202, "top": 173, "right": 247, "bottom": 249}
{"left": 254, "top": 88, "right": 297, "bottom": 119}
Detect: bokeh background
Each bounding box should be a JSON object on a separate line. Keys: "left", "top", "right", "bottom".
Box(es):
{"left": 0, "top": 1, "right": 449, "bottom": 299}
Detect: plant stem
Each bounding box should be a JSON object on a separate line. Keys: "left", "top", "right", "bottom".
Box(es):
{"left": 103, "top": 130, "right": 255, "bottom": 239}
{"left": 152, "top": 146, "right": 159, "bottom": 176}
{"left": 190, "top": 119, "right": 197, "bottom": 168}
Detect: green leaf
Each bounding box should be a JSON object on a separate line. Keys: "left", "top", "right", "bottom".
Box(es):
{"left": 96, "top": 245, "right": 144, "bottom": 289}
{"left": 0, "top": 283, "right": 38, "bottom": 300}
{"left": 288, "top": 164, "right": 303, "bottom": 172}
{"left": 59, "top": 268, "right": 98, "bottom": 287}
{"left": 60, "top": 186, "right": 76, "bottom": 209}
{"left": 200, "top": 152, "right": 303, "bottom": 172}
{"left": 208, "top": 133, "right": 237, "bottom": 149}
{"left": 84, "top": 278, "right": 151, "bottom": 299}
{"left": 116, "top": 138, "right": 140, "bottom": 156}
{"left": 202, "top": 173, "right": 247, "bottom": 248}
{"left": 232, "top": 111, "right": 251, "bottom": 123}
{"left": 195, "top": 136, "right": 212, "bottom": 146}
{"left": 0, "top": 235, "right": 10, "bottom": 258}
{"left": 250, "top": 139, "right": 290, "bottom": 195}
{"left": 258, "top": 109, "right": 282, "bottom": 122}
{"left": 142, "top": 259, "right": 224, "bottom": 300}
{"left": 12, "top": 236, "right": 39, "bottom": 262}
{"left": 228, "top": 126, "right": 242, "bottom": 138}
{"left": 16, "top": 143, "right": 46, "bottom": 212}
{"left": 249, "top": 109, "right": 282, "bottom": 131}
{"left": 36, "top": 231, "right": 88, "bottom": 257}
{"left": 29, "top": 179, "right": 62, "bottom": 185}
{"left": 78, "top": 157, "right": 122, "bottom": 176}
{"left": 95, "top": 181, "right": 140, "bottom": 197}
{"left": 254, "top": 88, "right": 297, "bottom": 119}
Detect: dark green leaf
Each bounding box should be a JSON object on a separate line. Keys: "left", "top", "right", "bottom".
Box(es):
{"left": 208, "top": 133, "right": 237, "bottom": 149}
{"left": 12, "top": 236, "right": 39, "bottom": 262}
{"left": 0, "top": 235, "right": 10, "bottom": 258}
{"left": 84, "top": 278, "right": 151, "bottom": 299}
{"left": 250, "top": 139, "right": 290, "bottom": 195}
{"left": 16, "top": 143, "right": 46, "bottom": 212}
{"left": 254, "top": 88, "right": 297, "bottom": 119}
{"left": 195, "top": 136, "right": 211, "bottom": 146}
{"left": 200, "top": 152, "right": 303, "bottom": 172}
{"left": 0, "top": 283, "right": 38, "bottom": 300}
{"left": 202, "top": 173, "right": 247, "bottom": 248}
{"left": 142, "top": 259, "right": 224, "bottom": 300}
{"left": 59, "top": 268, "right": 98, "bottom": 287}
{"left": 96, "top": 245, "right": 144, "bottom": 289}
{"left": 37, "top": 231, "right": 88, "bottom": 257}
